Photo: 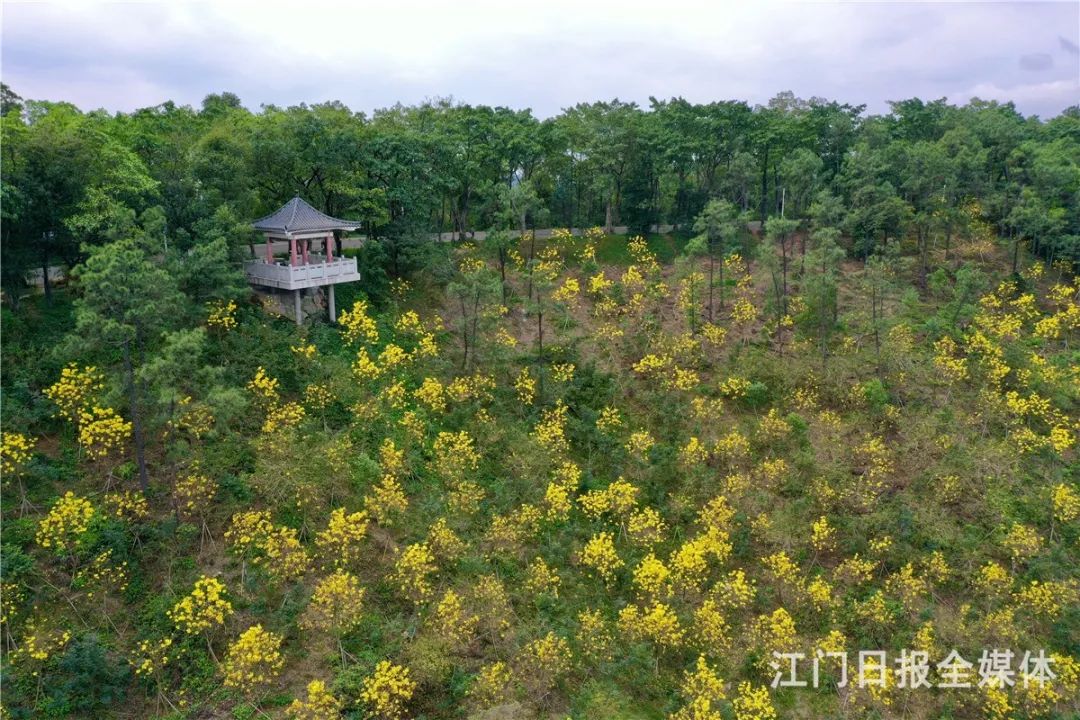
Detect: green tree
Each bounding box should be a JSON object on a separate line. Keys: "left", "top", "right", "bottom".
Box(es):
{"left": 691, "top": 198, "right": 742, "bottom": 319}
{"left": 764, "top": 216, "right": 800, "bottom": 317}
{"left": 798, "top": 226, "right": 846, "bottom": 368}
{"left": 71, "top": 239, "right": 182, "bottom": 492}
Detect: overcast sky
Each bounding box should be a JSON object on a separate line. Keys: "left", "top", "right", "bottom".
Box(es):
{"left": 2, "top": 0, "right": 1078, "bottom": 119}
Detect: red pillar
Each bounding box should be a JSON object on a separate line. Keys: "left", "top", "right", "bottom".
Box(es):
{"left": 265, "top": 236, "right": 272, "bottom": 263}
{"left": 302, "top": 238, "right": 310, "bottom": 265}
{"left": 289, "top": 237, "right": 297, "bottom": 266}
{"left": 326, "top": 233, "right": 334, "bottom": 263}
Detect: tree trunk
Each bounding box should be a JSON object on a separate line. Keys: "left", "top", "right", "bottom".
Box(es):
{"left": 40, "top": 250, "right": 52, "bottom": 303}
{"left": 459, "top": 294, "right": 469, "bottom": 370}
{"left": 536, "top": 309, "right": 544, "bottom": 395}
{"left": 780, "top": 235, "right": 789, "bottom": 316}
{"left": 526, "top": 232, "right": 537, "bottom": 301}
{"left": 498, "top": 250, "right": 507, "bottom": 304}
{"left": 604, "top": 198, "right": 613, "bottom": 234}
{"left": 718, "top": 257, "right": 725, "bottom": 309}
{"left": 707, "top": 251, "right": 715, "bottom": 323}
{"left": 918, "top": 228, "right": 929, "bottom": 289}
{"left": 124, "top": 340, "right": 150, "bottom": 494}
{"left": 1011, "top": 229, "right": 1020, "bottom": 275}
{"left": 759, "top": 147, "right": 770, "bottom": 222}
{"left": 470, "top": 290, "right": 481, "bottom": 369}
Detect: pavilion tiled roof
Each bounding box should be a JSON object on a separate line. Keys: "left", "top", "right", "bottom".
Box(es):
{"left": 251, "top": 196, "right": 362, "bottom": 235}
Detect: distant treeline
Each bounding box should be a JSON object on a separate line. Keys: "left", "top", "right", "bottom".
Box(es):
{"left": 2, "top": 84, "right": 1078, "bottom": 297}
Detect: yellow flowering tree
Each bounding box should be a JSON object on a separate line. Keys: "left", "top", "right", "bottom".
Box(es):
{"left": 287, "top": 679, "right": 342, "bottom": 720}
{"left": 301, "top": 570, "right": 366, "bottom": 665}
{"left": 360, "top": 660, "right": 416, "bottom": 720}
{"left": 36, "top": 492, "right": 96, "bottom": 557}
{"left": 581, "top": 531, "right": 623, "bottom": 584}
{"left": 516, "top": 631, "right": 572, "bottom": 701}
{"left": 391, "top": 542, "right": 437, "bottom": 605}
{"left": 314, "top": 507, "right": 370, "bottom": 567}
{"left": 168, "top": 576, "right": 233, "bottom": 656}
{"left": 222, "top": 624, "right": 284, "bottom": 697}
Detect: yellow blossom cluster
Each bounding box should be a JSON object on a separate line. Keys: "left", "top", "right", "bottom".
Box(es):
{"left": 633, "top": 553, "right": 672, "bottom": 599}
{"left": 1, "top": 432, "right": 34, "bottom": 475}
{"left": 106, "top": 489, "right": 149, "bottom": 521}
{"left": 718, "top": 376, "right": 751, "bottom": 398}
{"left": 9, "top": 618, "right": 72, "bottom": 667}
{"left": 44, "top": 364, "right": 104, "bottom": 422}
{"left": 628, "top": 507, "right": 668, "bottom": 546}
{"left": 315, "top": 508, "right": 370, "bottom": 567}
{"left": 171, "top": 395, "right": 215, "bottom": 439}
{"left": 533, "top": 401, "right": 570, "bottom": 454}
{"left": 364, "top": 474, "right": 409, "bottom": 525}
{"left": 391, "top": 542, "right": 437, "bottom": 604}
{"left": 632, "top": 352, "right": 699, "bottom": 391}
{"left": 361, "top": 660, "right": 416, "bottom": 720}
{"left": 552, "top": 276, "right": 580, "bottom": 304}
{"left": 262, "top": 400, "right": 306, "bottom": 434}
{"left": 130, "top": 637, "right": 173, "bottom": 677}
{"left": 469, "top": 661, "right": 513, "bottom": 707}
{"left": 290, "top": 341, "right": 317, "bottom": 360}
{"left": 261, "top": 525, "right": 310, "bottom": 582}
{"left": 168, "top": 576, "right": 233, "bottom": 635}
{"left": 619, "top": 601, "right": 685, "bottom": 649}
{"left": 1053, "top": 483, "right": 1080, "bottom": 524}
{"left": 206, "top": 299, "right": 237, "bottom": 330}
{"left": 595, "top": 405, "right": 622, "bottom": 432}
{"left": 427, "top": 517, "right": 467, "bottom": 560}
{"left": 524, "top": 556, "right": 561, "bottom": 597}
{"left": 77, "top": 406, "right": 132, "bottom": 459}
{"left": 581, "top": 531, "right": 623, "bottom": 583}
{"left": 431, "top": 589, "right": 478, "bottom": 646}
{"left": 518, "top": 631, "right": 572, "bottom": 693}
{"left": 579, "top": 478, "right": 639, "bottom": 520}
{"left": 432, "top": 430, "right": 480, "bottom": 482}
{"left": 247, "top": 367, "right": 280, "bottom": 405}
{"left": 222, "top": 624, "right": 283, "bottom": 694}
{"left": 175, "top": 471, "right": 216, "bottom": 517}
{"left": 73, "top": 549, "right": 129, "bottom": 599}
{"left": 287, "top": 680, "right": 342, "bottom": 720}
{"left": 301, "top": 570, "right": 366, "bottom": 633}
{"left": 1001, "top": 522, "right": 1043, "bottom": 564}
{"left": 625, "top": 429, "right": 656, "bottom": 457}
{"left": 36, "top": 491, "right": 96, "bottom": 554}
{"left": 339, "top": 299, "right": 379, "bottom": 344}
{"left": 671, "top": 655, "right": 726, "bottom": 720}
{"left": 811, "top": 516, "right": 837, "bottom": 553}
{"left": 303, "top": 383, "right": 333, "bottom": 411}
{"left": 413, "top": 377, "right": 446, "bottom": 412}
{"left": 750, "top": 607, "right": 797, "bottom": 665}
{"left": 514, "top": 367, "right": 536, "bottom": 405}
{"left": 932, "top": 336, "right": 968, "bottom": 382}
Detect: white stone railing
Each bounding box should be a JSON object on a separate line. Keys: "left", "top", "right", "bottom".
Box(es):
{"left": 244, "top": 256, "right": 360, "bottom": 290}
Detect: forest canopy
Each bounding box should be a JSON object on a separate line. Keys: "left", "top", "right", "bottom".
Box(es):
{"left": 1, "top": 84, "right": 1078, "bottom": 720}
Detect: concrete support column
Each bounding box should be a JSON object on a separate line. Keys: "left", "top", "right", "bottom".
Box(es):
{"left": 294, "top": 289, "right": 302, "bottom": 325}
{"left": 328, "top": 284, "right": 336, "bottom": 323}
{"left": 289, "top": 237, "right": 297, "bottom": 267}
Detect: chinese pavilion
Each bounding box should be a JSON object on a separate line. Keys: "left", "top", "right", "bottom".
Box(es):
{"left": 246, "top": 196, "right": 363, "bottom": 324}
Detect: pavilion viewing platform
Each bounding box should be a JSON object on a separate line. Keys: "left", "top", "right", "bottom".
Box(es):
{"left": 248, "top": 196, "right": 364, "bottom": 323}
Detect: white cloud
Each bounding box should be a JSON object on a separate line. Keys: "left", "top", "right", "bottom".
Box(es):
{"left": 2, "top": 0, "right": 1077, "bottom": 117}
